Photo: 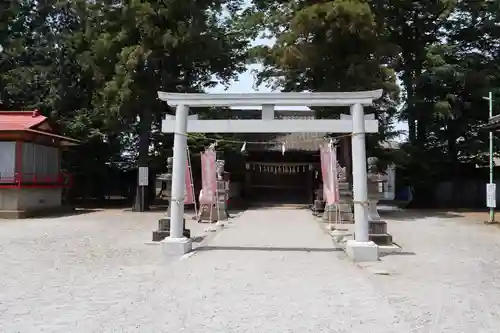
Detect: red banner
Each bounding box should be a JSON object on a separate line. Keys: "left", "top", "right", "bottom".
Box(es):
{"left": 320, "top": 144, "right": 339, "bottom": 205}
{"left": 184, "top": 161, "right": 194, "bottom": 204}
{"left": 200, "top": 148, "right": 217, "bottom": 204}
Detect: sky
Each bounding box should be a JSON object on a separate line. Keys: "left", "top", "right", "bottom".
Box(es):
{"left": 206, "top": 38, "right": 408, "bottom": 140}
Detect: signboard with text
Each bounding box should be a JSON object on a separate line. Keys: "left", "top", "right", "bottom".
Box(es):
{"left": 487, "top": 183, "right": 496, "bottom": 208}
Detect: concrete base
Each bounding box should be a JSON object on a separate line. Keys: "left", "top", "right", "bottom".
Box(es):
{"left": 378, "top": 243, "right": 402, "bottom": 254}
{"left": 345, "top": 240, "right": 379, "bottom": 262}
{"left": 161, "top": 237, "right": 192, "bottom": 256}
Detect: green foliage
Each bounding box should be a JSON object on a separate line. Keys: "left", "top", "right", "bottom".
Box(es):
{"left": 1, "top": 0, "right": 500, "bottom": 207}
{"left": 241, "top": 0, "right": 401, "bottom": 161}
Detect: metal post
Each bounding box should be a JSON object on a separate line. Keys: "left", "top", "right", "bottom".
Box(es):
{"left": 350, "top": 103, "right": 369, "bottom": 242}
{"left": 488, "top": 91, "right": 495, "bottom": 223}
{"left": 169, "top": 104, "right": 189, "bottom": 238}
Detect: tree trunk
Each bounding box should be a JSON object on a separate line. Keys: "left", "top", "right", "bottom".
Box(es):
{"left": 402, "top": 73, "right": 416, "bottom": 143}
{"left": 447, "top": 119, "right": 459, "bottom": 208}
{"left": 132, "top": 108, "right": 152, "bottom": 212}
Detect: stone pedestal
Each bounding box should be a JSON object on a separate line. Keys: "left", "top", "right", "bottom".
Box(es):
{"left": 161, "top": 237, "right": 192, "bottom": 256}
{"left": 198, "top": 203, "right": 227, "bottom": 222}
{"left": 345, "top": 240, "right": 379, "bottom": 262}
{"left": 366, "top": 157, "right": 395, "bottom": 246}
{"left": 152, "top": 217, "right": 191, "bottom": 241}
{"left": 198, "top": 177, "right": 229, "bottom": 222}
{"left": 322, "top": 182, "right": 353, "bottom": 224}
{"left": 152, "top": 157, "right": 191, "bottom": 241}
{"left": 313, "top": 199, "right": 325, "bottom": 215}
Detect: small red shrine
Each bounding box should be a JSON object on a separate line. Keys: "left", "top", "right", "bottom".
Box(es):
{"left": 0, "top": 110, "right": 79, "bottom": 218}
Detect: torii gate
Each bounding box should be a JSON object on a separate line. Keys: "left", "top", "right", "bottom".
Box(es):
{"left": 158, "top": 90, "right": 382, "bottom": 261}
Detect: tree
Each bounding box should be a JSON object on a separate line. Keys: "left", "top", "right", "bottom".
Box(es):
{"left": 243, "top": 0, "right": 400, "bottom": 156}
{"left": 370, "top": 0, "right": 456, "bottom": 145}
{"left": 90, "top": 0, "right": 251, "bottom": 210}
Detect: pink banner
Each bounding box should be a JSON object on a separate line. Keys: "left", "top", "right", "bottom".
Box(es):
{"left": 320, "top": 144, "right": 339, "bottom": 205}
{"left": 200, "top": 148, "right": 217, "bottom": 204}
{"left": 184, "top": 161, "right": 194, "bottom": 204}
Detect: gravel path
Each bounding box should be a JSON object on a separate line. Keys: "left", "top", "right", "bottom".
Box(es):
{"left": 1, "top": 207, "right": 500, "bottom": 332}
{"left": 362, "top": 209, "right": 500, "bottom": 333}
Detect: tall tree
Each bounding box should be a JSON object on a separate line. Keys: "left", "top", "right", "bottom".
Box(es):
{"left": 91, "top": 0, "right": 250, "bottom": 211}
{"left": 244, "top": 0, "right": 400, "bottom": 157}
{"left": 370, "top": 0, "right": 456, "bottom": 145}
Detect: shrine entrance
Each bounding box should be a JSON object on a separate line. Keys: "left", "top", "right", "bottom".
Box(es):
{"left": 159, "top": 90, "right": 382, "bottom": 261}
{"left": 245, "top": 161, "right": 312, "bottom": 205}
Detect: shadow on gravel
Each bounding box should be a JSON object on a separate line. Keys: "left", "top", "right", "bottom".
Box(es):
{"left": 379, "top": 209, "right": 463, "bottom": 221}
{"left": 379, "top": 251, "right": 416, "bottom": 257}
{"left": 195, "top": 245, "right": 343, "bottom": 253}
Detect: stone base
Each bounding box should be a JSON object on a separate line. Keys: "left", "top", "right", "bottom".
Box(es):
{"left": 368, "top": 220, "right": 387, "bottom": 234}
{"left": 378, "top": 243, "right": 402, "bottom": 254}
{"left": 161, "top": 237, "right": 192, "bottom": 256}
{"left": 345, "top": 240, "right": 379, "bottom": 262}
{"left": 322, "top": 202, "right": 353, "bottom": 223}
{"left": 152, "top": 229, "right": 191, "bottom": 242}
{"left": 198, "top": 204, "right": 228, "bottom": 222}
{"left": 312, "top": 200, "right": 325, "bottom": 214}
{"left": 369, "top": 233, "right": 393, "bottom": 246}
{"left": 153, "top": 217, "right": 190, "bottom": 241}
{"left": 367, "top": 220, "right": 393, "bottom": 246}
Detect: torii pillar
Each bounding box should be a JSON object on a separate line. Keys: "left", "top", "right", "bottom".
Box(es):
{"left": 158, "top": 90, "right": 383, "bottom": 262}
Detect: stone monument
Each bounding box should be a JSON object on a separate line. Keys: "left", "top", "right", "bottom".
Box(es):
{"left": 152, "top": 157, "right": 191, "bottom": 241}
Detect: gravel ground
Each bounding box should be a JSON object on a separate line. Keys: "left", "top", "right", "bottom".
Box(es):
{"left": 360, "top": 208, "right": 500, "bottom": 333}
{"left": 1, "top": 207, "right": 500, "bottom": 332}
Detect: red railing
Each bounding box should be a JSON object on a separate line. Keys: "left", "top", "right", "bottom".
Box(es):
{"left": 0, "top": 172, "right": 73, "bottom": 189}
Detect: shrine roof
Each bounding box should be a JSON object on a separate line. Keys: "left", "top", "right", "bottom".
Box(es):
{"left": 0, "top": 110, "right": 79, "bottom": 145}
{"left": 0, "top": 110, "right": 47, "bottom": 131}
{"left": 235, "top": 110, "right": 328, "bottom": 151}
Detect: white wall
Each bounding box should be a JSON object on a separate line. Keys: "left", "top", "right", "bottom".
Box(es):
{"left": 0, "top": 141, "right": 16, "bottom": 183}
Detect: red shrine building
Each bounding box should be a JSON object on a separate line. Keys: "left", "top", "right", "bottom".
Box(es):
{"left": 0, "top": 110, "right": 79, "bottom": 218}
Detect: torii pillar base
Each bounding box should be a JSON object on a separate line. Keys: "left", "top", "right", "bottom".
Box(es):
{"left": 161, "top": 237, "right": 192, "bottom": 256}
{"left": 345, "top": 240, "right": 379, "bottom": 262}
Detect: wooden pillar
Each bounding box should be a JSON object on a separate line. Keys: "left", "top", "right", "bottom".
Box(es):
{"left": 14, "top": 141, "right": 23, "bottom": 182}
{"left": 307, "top": 166, "right": 314, "bottom": 203}
{"left": 244, "top": 168, "right": 251, "bottom": 200}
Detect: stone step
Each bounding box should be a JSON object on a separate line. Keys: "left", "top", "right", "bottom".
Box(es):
{"left": 369, "top": 233, "right": 393, "bottom": 246}
{"left": 369, "top": 220, "right": 387, "bottom": 234}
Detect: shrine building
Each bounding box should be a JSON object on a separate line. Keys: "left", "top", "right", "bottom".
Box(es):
{"left": 225, "top": 109, "right": 351, "bottom": 205}
{"left": 0, "top": 110, "right": 79, "bottom": 218}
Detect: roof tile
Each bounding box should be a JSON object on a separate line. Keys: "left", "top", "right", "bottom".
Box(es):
{"left": 0, "top": 110, "right": 47, "bottom": 131}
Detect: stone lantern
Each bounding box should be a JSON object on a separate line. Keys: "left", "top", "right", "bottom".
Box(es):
{"left": 366, "top": 157, "right": 393, "bottom": 246}
{"left": 152, "top": 157, "right": 190, "bottom": 241}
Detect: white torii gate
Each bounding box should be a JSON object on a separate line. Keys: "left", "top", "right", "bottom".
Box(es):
{"left": 158, "top": 89, "right": 383, "bottom": 262}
